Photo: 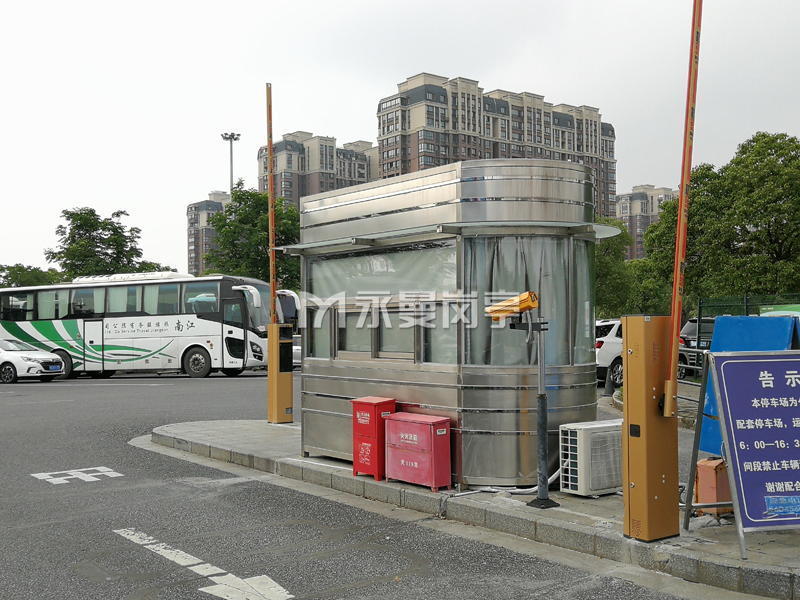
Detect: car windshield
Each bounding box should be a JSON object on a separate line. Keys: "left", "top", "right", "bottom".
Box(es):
{"left": 596, "top": 324, "right": 615, "bottom": 338}
{"left": 680, "top": 319, "right": 715, "bottom": 337}
{"left": 0, "top": 339, "right": 37, "bottom": 352}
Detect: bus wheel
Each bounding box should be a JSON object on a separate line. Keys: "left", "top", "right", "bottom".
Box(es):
{"left": 53, "top": 350, "right": 75, "bottom": 380}
{"left": 222, "top": 368, "right": 244, "bottom": 377}
{"left": 183, "top": 347, "right": 212, "bottom": 378}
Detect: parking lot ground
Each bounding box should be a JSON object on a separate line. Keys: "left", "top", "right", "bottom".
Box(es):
{"left": 0, "top": 373, "right": 784, "bottom": 599}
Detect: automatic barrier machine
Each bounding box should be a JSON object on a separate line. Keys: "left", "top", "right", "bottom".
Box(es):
{"left": 284, "top": 159, "right": 618, "bottom": 487}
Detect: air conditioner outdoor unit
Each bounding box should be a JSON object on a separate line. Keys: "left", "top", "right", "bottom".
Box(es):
{"left": 560, "top": 418, "right": 623, "bottom": 496}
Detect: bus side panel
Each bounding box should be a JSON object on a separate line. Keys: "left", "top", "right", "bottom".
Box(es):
{"left": 0, "top": 319, "right": 88, "bottom": 371}
{"left": 176, "top": 315, "right": 223, "bottom": 369}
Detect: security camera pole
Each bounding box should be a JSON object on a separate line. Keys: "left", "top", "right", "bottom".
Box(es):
{"left": 485, "top": 293, "right": 558, "bottom": 507}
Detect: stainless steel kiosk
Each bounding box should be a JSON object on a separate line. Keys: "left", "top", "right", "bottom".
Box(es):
{"left": 286, "top": 159, "right": 616, "bottom": 487}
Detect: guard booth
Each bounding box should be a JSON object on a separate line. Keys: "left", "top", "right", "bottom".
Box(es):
{"left": 284, "top": 159, "right": 617, "bottom": 487}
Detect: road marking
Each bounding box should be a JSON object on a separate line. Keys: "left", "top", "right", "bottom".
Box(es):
{"left": 113, "top": 528, "right": 293, "bottom": 599}
{"left": 31, "top": 466, "right": 123, "bottom": 485}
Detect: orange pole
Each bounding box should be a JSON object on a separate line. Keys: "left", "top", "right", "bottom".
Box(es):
{"left": 266, "top": 83, "right": 278, "bottom": 325}
{"left": 664, "top": 0, "right": 703, "bottom": 417}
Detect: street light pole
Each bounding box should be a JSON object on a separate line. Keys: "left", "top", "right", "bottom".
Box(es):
{"left": 220, "top": 132, "right": 241, "bottom": 196}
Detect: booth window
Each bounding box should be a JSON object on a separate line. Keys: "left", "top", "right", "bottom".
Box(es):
{"left": 423, "top": 303, "right": 458, "bottom": 364}
{"left": 338, "top": 311, "right": 372, "bottom": 355}
{"left": 307, "top": 307, "right": 331, "bottom": 358}
{"left": 572, "top": 239, "right": 595, "bottom": 365}
{"left": 377, "top": 310, "right": 414, "bottom": 358}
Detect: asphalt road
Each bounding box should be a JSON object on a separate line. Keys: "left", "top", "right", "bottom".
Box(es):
{"left": 0, "top": 373, "right": 722, "bottom": 600}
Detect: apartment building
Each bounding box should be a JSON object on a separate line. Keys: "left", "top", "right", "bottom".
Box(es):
{"left": 186, "top": 191, "right": 230, "bottom": 276}
{"left": 377, "top": 73, "right": 617, "bottom": 217}
{"left": 616, "top": 184, "right": 679, "bottom": 259}
{"left": 257, "top": 132, "right": 379, "bottom": 207}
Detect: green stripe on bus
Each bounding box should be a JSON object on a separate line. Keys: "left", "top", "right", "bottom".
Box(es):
{"left": 30, "top": 320, "right": 98, "bottom": 359}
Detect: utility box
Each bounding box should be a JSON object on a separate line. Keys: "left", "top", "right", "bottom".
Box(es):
{"left": 385, "top": 413, "right": 451, "bottom": 492}
{"left": 694, "top": 458, "right": 732, "bottom": 516}
{"left": 351, "top": 397, "right": 396, "bottom": 481}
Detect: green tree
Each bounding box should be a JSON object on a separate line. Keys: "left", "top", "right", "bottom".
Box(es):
{"left": 44, "top": 208, "right": 173, "bottom": 279}
{"left": 0, "top": 264, "right": 63, "bottom": 288}
{"left": 645, "top": 132, "right": 800, "bottom": 301}
{"left": 622, "top": 259, "right": 671, "bottom": 315}
{"left": 206, "top": 186, "right": 300, "bottom": 289}
{"left": 594, "top": 217, "right": 633, "bottom": 318}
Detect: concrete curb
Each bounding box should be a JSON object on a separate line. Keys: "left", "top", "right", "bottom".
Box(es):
{"left": 151, "top": 425, "right": 797, "bottom": 600}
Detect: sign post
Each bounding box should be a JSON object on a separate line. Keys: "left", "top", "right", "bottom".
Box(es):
{"left": 708, "top": 350, "right": 800, "bottom": 558}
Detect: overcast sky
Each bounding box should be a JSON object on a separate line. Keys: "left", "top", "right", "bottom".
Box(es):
{"left": 1, "top": 0, "right": 798, "bottom": 272}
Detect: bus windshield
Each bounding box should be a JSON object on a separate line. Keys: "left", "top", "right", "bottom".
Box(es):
{"left": 249, "top": 284, "right": 271, "bottom": 331}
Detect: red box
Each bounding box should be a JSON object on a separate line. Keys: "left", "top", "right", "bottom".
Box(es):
{"left": 385, "top": 413, "right": 451, "bottom": 492}
{"left": 351, "top": 397, "right": 396, "bottom": 480}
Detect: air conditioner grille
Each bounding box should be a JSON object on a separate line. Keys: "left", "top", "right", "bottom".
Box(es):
{"left": 589, "top": 430, "right": 622, "bottom": 491}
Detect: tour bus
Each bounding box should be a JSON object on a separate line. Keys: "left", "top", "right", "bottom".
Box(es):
{"left": 0, "top": 272, "right": 284, "bottom": 378}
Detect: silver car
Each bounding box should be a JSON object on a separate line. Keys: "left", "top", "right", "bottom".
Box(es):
{"left": 0, "top": 339, "right": 64, "bottom": 383}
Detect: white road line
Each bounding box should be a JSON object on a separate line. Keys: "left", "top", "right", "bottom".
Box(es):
{"left": 113, "top": 528, "right": 293, "bottom": 600}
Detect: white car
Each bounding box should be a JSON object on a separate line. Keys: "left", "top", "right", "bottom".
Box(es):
{"left": 595, "top": 319, "right": 623, "bottom": 387}
{"left": 0, "top": 339, "right": 64, "bottom": 383}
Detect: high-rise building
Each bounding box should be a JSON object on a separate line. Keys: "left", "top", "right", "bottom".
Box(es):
{"left": 376, "top": 73, "right": 617, "bottom": 216}
{"left": 616, "top": 185, "right": 679, "bottom": 259}
{"left": 186, "top": 191, "right": 230, "bottom": 276}
{"left": 257, "top": 132, "right": 379, "bottom": 207}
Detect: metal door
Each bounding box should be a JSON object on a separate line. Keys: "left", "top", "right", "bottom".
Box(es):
{"left": 222, "top": 299, "right": 246, "bottom": 369}
{"left": 83, "top": 319, "right": 104, "bottom": 372}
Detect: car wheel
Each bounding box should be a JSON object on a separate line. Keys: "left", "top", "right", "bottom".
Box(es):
{"left": 221, "top": 368, "right": 244, "bottom": 377}
{"left": 40, "top": 376, "right": 56, "bottom": 382}
{"left": 609, "top": 358, "right": 623, "bottom": 387}
{"left": 53, "top": 350, "right": 76, "bottom": 379}
{"left": 0, "top": 362, "right": 18, "bottom": 384}
{"left": 183, "top": 347, "right": 212, "bottom": 378}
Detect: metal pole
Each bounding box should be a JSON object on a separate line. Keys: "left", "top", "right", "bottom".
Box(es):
{"left": 682, "top": 351, "right": 710, "bottom": 530}
{"left": 229, "top": 138, "right": 234, "bottom": 195}
{"left": 528, "top": 318, "right": 559, "bottom": 509}
{"left": 266, "top": 83, "right": 277, "bottom": 325}
{"left": 664, "top": 0, "right": 703, "bottom": 418}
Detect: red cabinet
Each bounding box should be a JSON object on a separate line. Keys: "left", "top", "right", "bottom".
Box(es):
{"left": 350, "top": 396, "right": 396, "bottom": 480}
{"left": 385, "top": 413, "right": 451, "bottom": 492}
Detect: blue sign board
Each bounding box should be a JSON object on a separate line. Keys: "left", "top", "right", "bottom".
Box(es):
{"left": 710, "top": 351, "right": 800, "bottom": 532}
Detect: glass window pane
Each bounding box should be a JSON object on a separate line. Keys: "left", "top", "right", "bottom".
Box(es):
{"left": 184, "top": 282, "right": 219, "bottom": 313}
{"left": 107, "top": 286, "right": 142, "bottom": 314}
{"left": 36, "top": 290, "right": 68, "bottom": 320}
{"left": 308, "top": 308, "right": 331, "bottom": 358}
{"left": 573, "top": 240, "right": 595, "bottom": 364}
{"left": 378, "top": 311, "right": 413, "bottom": 354}
{"left": 1, "top": 292, "right": 34, "bottom": 321}
{"left": 423, "top": 304, "right": 457, "bottom": 363}
{"left": 70, "top": 288, "right": 105, "bottom": 318}
{"left": 223, "top": 302, "right": 243, "bottom": 326}
{"left": 143, "top": 284, "right": 179, "bottom": 315}
{"left": 339, "top": 312, "right": 371, "bottom": 352}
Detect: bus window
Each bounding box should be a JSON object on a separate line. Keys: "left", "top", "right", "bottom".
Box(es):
{"left": 223, "top": 302, "right": 243, "bottom": 326}
{"left": 0, "top": 292, "right": 34, "bottom": 321}
{"left": 143, "top": 284, "right": 180, "bottom": 315}
{"left": 184, "top": 282, "right": 219, "bottom": 314}
{"left": 107, "top": 285, "right": 142, "bottom": 314}
{"left": 70, "top": 288, "right": 105, "bottom": 318}
{"left": 37, "top": 290, "right": 69, "bottom": 319}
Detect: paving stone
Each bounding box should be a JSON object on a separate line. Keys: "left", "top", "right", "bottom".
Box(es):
{"left": 253, "top": 456, "right": 276, "bottom": 473}
{"left": 331, "top": 472, "right": 364, "bottom": 497}
{"left": 190, "top": 442, "right": 210, "bottom": 458}
{"left": 484, "top": 505, "right": 536, "bottom": 540}
{"left": 173, "top": 438, "right": 190, "bottom": 453}
{"left": 535, "top": 516, "right": 595, "bottom": 554}
{"left": 594, "top": 528, "right": 627, "bottom": 563}
{"left": 740, "top": 564, "right": 793, "bottom": 600}
{"left": 363, "top": 479, "right": 402, "bottom": 506}
{"left": 697, "top": 556, "right": 741, "bottom": 593}
{"left": 231, "top": 451, "right": 254, "bottom": 468}
{"left": 276, "top": 459, "right": 303, "bottom": 481}
{"left": 402, "top": 487, "right": 443, "bottom": 516}
{"left": 665, "top": 547, "right": 699, "bottom": 583}
{"left": 445, "top": 497, "right": 487, "bottom": 526}
{"left": 793, "top": 569, "right": 800, "bottom": 600}
{"left": 629, "top": 541, "right": 671, "bottom": 574}
{"left": 302, "top": 466, "right": 334, "bottom": 488}
{"left": 151, "top": 432, "right": 174, "bottom": 448}
{"left": 210, "top": 446, "right": 231, "bottom": 462}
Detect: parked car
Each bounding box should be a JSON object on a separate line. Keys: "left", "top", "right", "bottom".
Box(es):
{"left": 0, "top": 339, "right": 64, "bottom": 383}
{"left": 678, "top": 317, "right": 715, "bottom": 377}
{"left": 595, "top": 319, "right": 623, "bottom": 386}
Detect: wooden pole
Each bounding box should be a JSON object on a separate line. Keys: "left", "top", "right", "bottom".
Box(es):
{"left": 664, "top": 0, "right": 703, "bottom": 418}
